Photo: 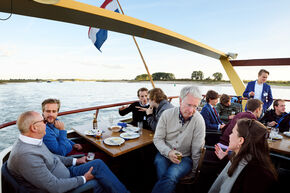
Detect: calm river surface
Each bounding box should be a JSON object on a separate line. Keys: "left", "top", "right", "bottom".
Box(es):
{"left": 0, "top": 81, "right": 289, "bottom": 152}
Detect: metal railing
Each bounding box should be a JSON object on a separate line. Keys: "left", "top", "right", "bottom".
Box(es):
{"left": 0, "top": 96, "right": 179, "bottom": 130}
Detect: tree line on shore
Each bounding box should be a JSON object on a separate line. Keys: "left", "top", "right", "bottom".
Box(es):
{"left": 135, "top": 71, "right": 223, "bottom": 81}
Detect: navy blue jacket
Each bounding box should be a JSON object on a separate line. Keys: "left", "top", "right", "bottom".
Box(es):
{"left": 200, "top": 103, "right": 223, "bottom": 131}
{"left": 243, "top": 80, "right": 273, "bottom": 111}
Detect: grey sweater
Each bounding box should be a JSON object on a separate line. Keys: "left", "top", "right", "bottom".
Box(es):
{"left": 153, "top": 107, "right": 205, "bottom": 175}
{"left": 7, "top": 139, "right": 84, "bottom": 193}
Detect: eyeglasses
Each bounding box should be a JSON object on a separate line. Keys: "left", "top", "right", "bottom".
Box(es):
{"left": 32, "top": 119, "right": 47, "bottom": 125}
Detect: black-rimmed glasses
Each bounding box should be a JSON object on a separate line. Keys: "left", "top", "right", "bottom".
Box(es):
{"left": 33, "top": 119, "right": 47, "bottom": 125}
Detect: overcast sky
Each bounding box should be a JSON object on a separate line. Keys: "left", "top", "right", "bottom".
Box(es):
{"left": 1, "top": 0, "right": 290, "bottom": 80}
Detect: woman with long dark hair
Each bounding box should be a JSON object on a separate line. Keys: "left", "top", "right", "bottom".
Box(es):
{"left": 209, "top": 118, "right": 277, "bottom": 193}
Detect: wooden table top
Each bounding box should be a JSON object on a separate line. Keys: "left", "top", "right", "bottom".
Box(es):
{"left": 72, "top": 123, "right": 154, "bottom": 157}
{"left": 268, "top": 133, "right": 290, "bottom": 156}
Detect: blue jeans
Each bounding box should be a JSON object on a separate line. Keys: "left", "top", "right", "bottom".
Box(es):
{"left": 68, "top": 159, "right": 129, "bottom": 193}
{"left": 152, "top": 152, "right": 193, "bottom": 193}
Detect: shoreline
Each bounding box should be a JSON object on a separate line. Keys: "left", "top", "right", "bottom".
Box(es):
{"left": 1, "top": 79, "right": 290, "bottom": 87}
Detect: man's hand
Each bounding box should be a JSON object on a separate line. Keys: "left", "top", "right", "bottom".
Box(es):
{"left": 228, "top": 115, "right": 235, "bottom": 120}
{"left": 136, "top": 106, "right": 147, "bottom": 112}
{"left": 84, "top": 167, "right": 94, "bottom": 181}
{"left": 249, "top": 91, "right": 255, "bottom": 97}
{"left": 214, "top": 144, "right": 228, "bottom": 160}
{"left": 54, "top": 120, "right": 65, "bottom": 130}
{"left": 168, "top": 150, "right": 182, "bottom": 164}
{"left": 267, "top": 121, "right": 277, "bottom": 127}
{"left": 220, "top": 124, "right": 226, "bottom": 130}
{"left": 76, "top": 156, "right": 87, "bottom": 165}
{"left": 73, "top": 144, "right": 83, "bottom": 151}
{"left": 119, "top": 105, "right": 128, "bottom": 111}
{"left": 146, "top": 106, "right": 153, "bottom": 115}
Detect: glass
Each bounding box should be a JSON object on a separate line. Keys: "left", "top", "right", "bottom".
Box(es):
{"left": 175, "top": 152, "right": 182, "bottom": 161}
{"left": 87, "top": 152, "right": 95, "bottom": 161}
{"left": 269, "top": 127, "right": 279, "bottom": 140}
{"left": 231, "top": 111, "right": 235, "bottom": 115}
{"left": 138, "top": 121, "right": 143, "bottom": 135}
{"left": 108, "top": 115, "right": 114, "bottom": 125}
{"left": 33, "top": 119, "right": 47, "bottom": 125}
{"left": 95, "top": 129, "right": 102, "bottom": 141}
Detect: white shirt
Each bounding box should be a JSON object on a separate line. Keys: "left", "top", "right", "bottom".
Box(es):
{"left": 254, "top": 80, "right": 263, "bottom": 100}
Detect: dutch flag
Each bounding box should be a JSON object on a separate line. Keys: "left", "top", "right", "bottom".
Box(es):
{"left": 88, "top": 0, "right": 120, "bottom": 52}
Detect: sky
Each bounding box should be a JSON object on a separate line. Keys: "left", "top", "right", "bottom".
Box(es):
{"left": 0, "top": 0, "right": 290, "bottom": 81}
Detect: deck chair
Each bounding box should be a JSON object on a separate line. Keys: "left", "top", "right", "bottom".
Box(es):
{"left": 177, "top": 146, "right": 206, "bottom": 192}
{"left": 1, "top": 162, "right": 94, "bottom": 193}
{"left": 1, "top": 162, "right": 29, "bottom": 193}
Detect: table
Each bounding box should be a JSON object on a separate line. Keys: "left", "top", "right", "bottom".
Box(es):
{"left": 268, "top": 134, "right": 290, "bottom": 156}
{"left": 72, "top": 122, "right": 154, "bottom": 157}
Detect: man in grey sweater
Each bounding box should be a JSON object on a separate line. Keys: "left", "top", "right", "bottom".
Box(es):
{"left": 7, "top": 111, "right": 129, "bottom": 193}
{"left": 152, "top": 86, "right": 206, "bottom": 193}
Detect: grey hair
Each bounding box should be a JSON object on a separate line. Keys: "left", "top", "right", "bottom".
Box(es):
{"left": 180, "top": 86, "right": 202, "bottom": 101}
{"left": 17, "top": 111, "right": 36, "bottom": 134}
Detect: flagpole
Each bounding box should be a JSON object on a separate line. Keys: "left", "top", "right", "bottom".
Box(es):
{"left": 115, "top": 0, "right": 155, "bottom": 88}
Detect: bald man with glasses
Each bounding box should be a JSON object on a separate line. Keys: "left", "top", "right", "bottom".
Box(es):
{"left": 7, "top": 111, "right": 129, "bottom": 193}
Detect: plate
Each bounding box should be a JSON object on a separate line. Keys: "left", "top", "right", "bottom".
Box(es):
{"left": 120, "top": 132, "right": 140, "bottom": 139}
{"left": 283, "top": 131, "right": 290, "bottom": 137}
{"left": 103, "top": 137, "right": 125, "bottom": 146}
{"left": 122, "top": 126, "right": 140, "bottom": 132}
{"left": 84, "top": 130, "right": 97, "bottom": 136}
{"left": 270, "top": 133, "right": 283, "bottom": 140}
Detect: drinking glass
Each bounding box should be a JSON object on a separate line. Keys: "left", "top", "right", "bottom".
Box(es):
{"left": 231, "top": 111, "right": 235, "bottom": 115}
{"left": 137, "top": 121, "right": 143, "bottom": 135}
{"left": 270, "top": 127, "right": 279, "bottom": 140}
{"left": 108, "top": 115, "right": 114, "bottom": 125}
{"left": 87, "top": 152, "right": 95, "bottom": 161}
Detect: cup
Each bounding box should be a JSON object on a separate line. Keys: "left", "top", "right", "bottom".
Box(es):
{"left": 175, "top": 152, "right": 182, "bottom": 161}
{"left": 138, "top": 121, "right": 143, "bottom": 135}
{"left": 87, "top": 152, "right": 95, "bottom": 161}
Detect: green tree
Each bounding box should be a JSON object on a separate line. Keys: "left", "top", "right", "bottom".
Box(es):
{"left": 213, "top": 72, "right": 223, "bottom": 81}
{"left": 135, "top": 74, "right": 149, "bottom": 80}
{"left": 191, "top": 71, "right": 204, "bottom": 80}
{"left": 152, "top": 72, "right": 175, "bottom": 80}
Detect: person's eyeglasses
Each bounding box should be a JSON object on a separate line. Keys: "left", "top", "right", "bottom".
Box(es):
{"left": 33, "top": 119, "right": 47, "bottom": 125}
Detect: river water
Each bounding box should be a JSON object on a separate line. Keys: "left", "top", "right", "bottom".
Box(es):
{"left": 0, "top": 81, "right": 289, "bottom": 152}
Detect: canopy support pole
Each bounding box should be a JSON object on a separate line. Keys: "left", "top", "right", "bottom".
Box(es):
{"left": 116, "top": 0, "right": 155, "bottom": 88}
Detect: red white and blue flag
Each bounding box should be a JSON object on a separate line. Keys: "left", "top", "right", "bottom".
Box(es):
{"left": 88, "top": 0, "right": 120, "bottom": 52}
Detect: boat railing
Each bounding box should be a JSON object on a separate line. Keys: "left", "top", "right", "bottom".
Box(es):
{"left": 0, "top": 96, "right": 179, "bottom": 130}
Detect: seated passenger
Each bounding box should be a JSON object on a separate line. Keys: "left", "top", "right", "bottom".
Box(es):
{"left": 7, "top": 111, "right": 129, "bottom": 193}
{"left": 146, "top": 88, "right": 174, "bottom": 131}
{"left": 42, "top": 99, "right": 105, "bottom": 159}
{"left": 260, "top": 99, "right": 290, "bottom": 132}
{"left": 119, "top": 87, "right": 150, "bottom": 129}
{"left": 209, "top": 118, "right": 277, "bottom": 193}
{"left": 42, "top": 98, "right": 80, "bottom": 156}
{"left": 152, "top": 86, "right": 205, "bottom": 193}
{"left": 218, "top": 99, "right": 263, "bottom": 150}
{"left": 216, "top": 94, "right": 242, "bottom": 124}
{"left": 201, "top": 90, "right": 225, "bottom": 131}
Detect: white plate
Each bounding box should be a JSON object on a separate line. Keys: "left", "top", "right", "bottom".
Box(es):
{"left": 283, "top": 131, "right": 290, "bottom": 137}
{"left": 122, "top": 126, "right": 140, "bottom": 132}
{"left": 84, "top": 130, "right": 97, "bottom": 136}
{"left": 103, "top": 137, "right": 125, "bottom": 146}
{"left": 270, "top": 133, "right": 283, "bottom": 140}
{"left": 120, "top": 132, "right": 140, "bottom": 139}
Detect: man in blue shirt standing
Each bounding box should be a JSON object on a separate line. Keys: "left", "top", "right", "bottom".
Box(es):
{"left": 42, "top": 98, "right": 83, "bottom": 156}
{"left": 243, "top": 69, "right": 273, "bottom": 112}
